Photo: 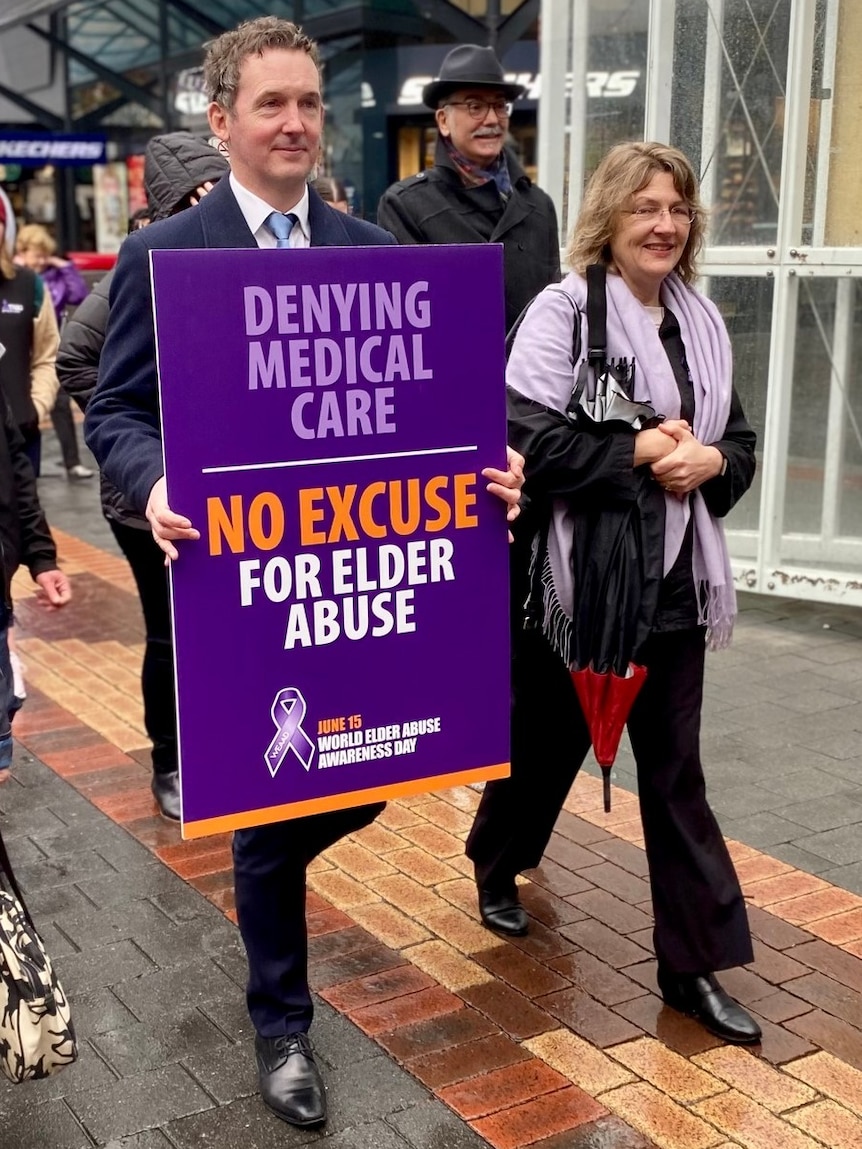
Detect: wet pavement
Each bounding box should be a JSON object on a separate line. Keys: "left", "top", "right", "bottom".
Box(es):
{"left": 1, "top": 423, "right": 861, "bottom": 1148}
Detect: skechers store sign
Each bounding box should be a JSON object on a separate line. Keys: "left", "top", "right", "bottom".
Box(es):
{"left": 381, "top": 41, "right": 642, "bottom": 112}
{"left": 396, "top": 70, "right": 639, "bottom": 106}
{"left": 0, "top": 134, "right": 107, "bottom": 166}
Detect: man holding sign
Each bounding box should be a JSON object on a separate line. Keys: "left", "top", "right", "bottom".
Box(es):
{"left": 87, "top": 16, "right": 522, "bottom": 1131}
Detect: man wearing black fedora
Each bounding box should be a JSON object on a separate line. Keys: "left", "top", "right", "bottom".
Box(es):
{"left": 377, "top": 44, "right": 560, "bottom": 332}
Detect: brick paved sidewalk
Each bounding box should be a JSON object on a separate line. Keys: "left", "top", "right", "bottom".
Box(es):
{"left": 1, "top": 523, "right": 862, "bottom": 1148}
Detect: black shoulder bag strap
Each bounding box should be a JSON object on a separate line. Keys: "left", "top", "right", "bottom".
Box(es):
{"left": 585, "top": 263, "right": 607, "bottom": 368}
{"left": 567, "top": 263, "right": 607, "bottom": 418}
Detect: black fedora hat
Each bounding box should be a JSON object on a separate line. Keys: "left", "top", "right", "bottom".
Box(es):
{"left": 422, "top": 44, "right": 526, "bottom": 109}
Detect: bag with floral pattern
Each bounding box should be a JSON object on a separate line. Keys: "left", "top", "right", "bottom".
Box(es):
{"left": 0, "top": 828, "right": 77, "bottom": 1082}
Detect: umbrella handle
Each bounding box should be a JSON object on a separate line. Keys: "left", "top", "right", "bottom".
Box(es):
{"left": 602, "top": 771, "right": 612, "bottom": 813}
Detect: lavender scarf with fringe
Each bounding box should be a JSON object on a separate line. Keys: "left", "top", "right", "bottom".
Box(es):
{"left": 507, "top": 269, "right": 737, "bottom": 652}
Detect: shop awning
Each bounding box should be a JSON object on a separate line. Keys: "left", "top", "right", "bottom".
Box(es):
{"left": 0, "top": 1, "right": 76, "bottom": 34}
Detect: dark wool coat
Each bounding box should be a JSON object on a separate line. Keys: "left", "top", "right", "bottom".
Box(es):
{"left": 377, "top": 138, "right": 561, "bottom": 332}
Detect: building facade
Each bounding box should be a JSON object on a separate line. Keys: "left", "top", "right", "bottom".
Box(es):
{"left": 0, "top": 0, "right": 540, "bottom": 248}
{"left": 539, "top": 0, "right": 862, "bottom": 608}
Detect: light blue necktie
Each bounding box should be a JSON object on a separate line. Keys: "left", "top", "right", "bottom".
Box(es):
{"left": 265, "top": 211, "right": 299, "bottom": 248}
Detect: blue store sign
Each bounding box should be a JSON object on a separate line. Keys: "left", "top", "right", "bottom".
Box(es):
{"left": 0, "top": 133, "right": 107, "bottom": 166}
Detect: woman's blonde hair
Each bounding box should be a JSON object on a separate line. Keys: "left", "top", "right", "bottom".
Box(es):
{"left": 566, "top": 141, "right": 707, "bottom": 285}
{"left": 15, "top": 222, "right": 56, "bottom": 256}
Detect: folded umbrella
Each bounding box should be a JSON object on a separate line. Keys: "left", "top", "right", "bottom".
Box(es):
{"left": 568, "top": 470, "right": 662, "bottom": 811}
{"left": 565, "top": 265, "right": 665, "bottom": 811}
{"left": 571, "top": 663, "right": 648, "bottom": 812}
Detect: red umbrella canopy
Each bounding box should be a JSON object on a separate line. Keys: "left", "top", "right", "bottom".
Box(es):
{"left": 571, "top": 662, "right": 647, "bottom": 811}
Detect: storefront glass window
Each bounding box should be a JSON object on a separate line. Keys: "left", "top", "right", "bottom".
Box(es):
{"left": 817, "top": 0, "right": 862, "bottom": 248}
{"left": 319, "top": 43, "right": 362, "bottom": 212}
{"left": 704, "top": 276, "right": 774, "bottom": 540}
{"left": 781, "top": 277, "right": 862, "bottom": 560}
{"left": 671, "top": 0, "right": 791, "bottom": 247}
{"left": 584, "top": 0, "right": 647, "bottom": 173}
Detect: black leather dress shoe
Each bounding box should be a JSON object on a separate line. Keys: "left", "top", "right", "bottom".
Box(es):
{"left": 151, "top": 771, "right": 180, "bottom": 821}
{"left": 657, "top": 969, "right": 762, "bottom": 1044}
{"left": 478, "top": 887, "right": 529, "bottom": 937}
{"left": 255, "top": 1032, "right": 326, "bottom": 1127}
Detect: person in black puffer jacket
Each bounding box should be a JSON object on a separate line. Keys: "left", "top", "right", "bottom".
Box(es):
{"left": 56, "top": 132, "right": 229, "bottom": 820}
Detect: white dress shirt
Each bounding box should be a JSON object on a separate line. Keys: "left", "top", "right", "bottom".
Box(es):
{"left": 229, "top": 173, "right": 311, "bottom": 249}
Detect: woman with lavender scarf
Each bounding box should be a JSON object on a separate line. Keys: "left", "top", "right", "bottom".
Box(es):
{"left": 466, "top": 142, "right": 760, "bottom": 1045}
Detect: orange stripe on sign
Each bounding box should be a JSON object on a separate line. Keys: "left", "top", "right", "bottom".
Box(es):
{"left": 180, "top": 762, "right": 511, "bottom": 840}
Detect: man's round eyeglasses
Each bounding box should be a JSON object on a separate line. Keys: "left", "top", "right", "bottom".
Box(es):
{"left": 627, "top": 205, "right": 695, "bottom": 224}
{"left": 446, "top": 98, "right": 513, "bottom": 120}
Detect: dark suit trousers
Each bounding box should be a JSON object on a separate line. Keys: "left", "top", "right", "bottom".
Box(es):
{"left": 466, "top": 626, "right": 753, "bottom": 974}
{"left": 233, "top": 801, "right": 385, "bottom": 1036}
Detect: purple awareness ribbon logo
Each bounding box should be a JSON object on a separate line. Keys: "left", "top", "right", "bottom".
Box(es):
{"left": 265, "top": 687, "right": 315, "bottom": 778}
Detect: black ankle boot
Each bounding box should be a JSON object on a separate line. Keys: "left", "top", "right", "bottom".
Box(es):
{"left": 657, "top": 968, "right": 762, "bottom": 1044}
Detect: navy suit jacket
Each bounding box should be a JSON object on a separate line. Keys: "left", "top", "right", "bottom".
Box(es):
{"left": 85, "top": 179, "right": 396, "bottom": 512}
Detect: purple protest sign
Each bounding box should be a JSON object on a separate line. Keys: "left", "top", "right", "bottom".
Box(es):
{"left": 151, "top": 244, "right": 510, "bottom": 838}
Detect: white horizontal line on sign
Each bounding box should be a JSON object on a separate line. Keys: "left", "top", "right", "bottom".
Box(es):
{"left": 201, "top": 445, "right": 479, "bottom": 475}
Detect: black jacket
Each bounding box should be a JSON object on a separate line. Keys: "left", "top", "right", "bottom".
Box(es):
{"left": 508, "top": 303, "right": 756, "bottom": 638}
{"left": 0, "top": 399, "right": 57, "bottom": 602}
{"left": 56, "top": 271, "right": 145, "bottom": 527}
{"left": 0, "top": 268, "right": 42, "bottom": 434}
{"left": 377, "top": 139, "right": 561, "bottom": 331}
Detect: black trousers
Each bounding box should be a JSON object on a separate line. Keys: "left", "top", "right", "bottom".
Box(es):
{"left": 108, "top": 519, "right": 177, "bottom": 775}
{"left": 21, "top": 427, "right": 41, "bottom": 477}
{"left": 466, "top": 626, "right": 753, "bottom": 975}
{"left": 233, "top": 802, "right": 385, "bottom": 1035}
{"left": 50, "top": 391, "right": 83, "bottom": 471}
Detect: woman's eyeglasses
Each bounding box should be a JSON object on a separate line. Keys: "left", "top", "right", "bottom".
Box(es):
{"left": 626, "top": 205, "right": 695, "bottom": 225}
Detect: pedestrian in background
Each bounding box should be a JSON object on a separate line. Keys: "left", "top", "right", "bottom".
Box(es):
{"left": 378, "top": 44, "right": 560, "bottom": 722}
{"left": 57, "top": 131, "right": 230, "bottom": 823}
{"left": 0, "top": 197, "right": 59, "bottom": 478}
{"left": 377, "top": 43, "right": 560, "bottom": 332}
{"left": 15, "top": 222, "right": 93, "bottom": 481}
{"left": 312, "top": 175, "right": 349, "bottom": 212}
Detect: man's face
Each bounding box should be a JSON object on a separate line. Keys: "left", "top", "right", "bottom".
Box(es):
{"left": 208, "top": 48, "right": 323, "bottom": 209}
{"left": 435, "top": 87, "right": 510, "bottom": 168}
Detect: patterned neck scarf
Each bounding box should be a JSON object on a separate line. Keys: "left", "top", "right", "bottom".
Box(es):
{"left": 442, "top": 135, "right": 513, "bottom": 199}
